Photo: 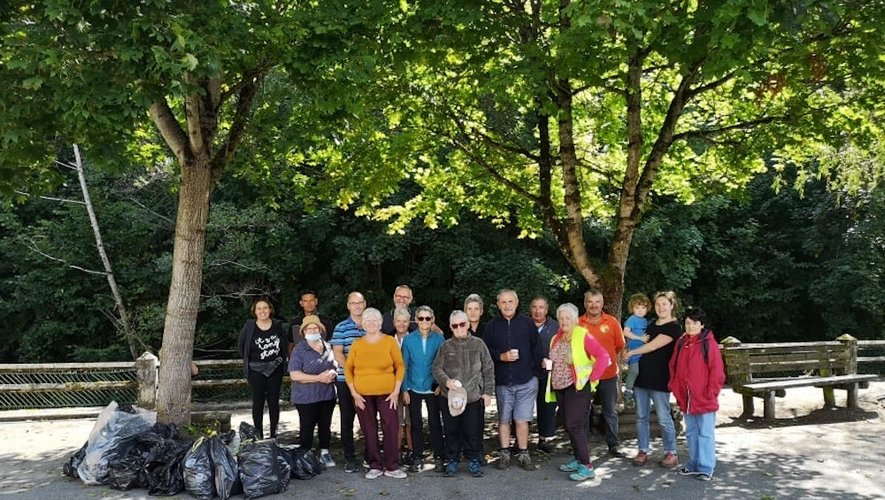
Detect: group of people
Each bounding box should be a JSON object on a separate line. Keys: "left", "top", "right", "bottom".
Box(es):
{"left": 237, "top": 285, "right": 726, "bottom": 483}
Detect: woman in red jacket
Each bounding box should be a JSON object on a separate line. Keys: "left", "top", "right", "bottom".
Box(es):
{"left": 668, "top": 308, "right": 725, "bottom": 481}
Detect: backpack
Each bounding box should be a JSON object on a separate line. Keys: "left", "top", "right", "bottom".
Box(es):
{"left": 673, "top": 329, "right": 711, "bottom": 366}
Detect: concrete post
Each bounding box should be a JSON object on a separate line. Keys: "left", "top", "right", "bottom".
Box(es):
{"left": 136, "top": 352, "right": 158, "bottom": 409}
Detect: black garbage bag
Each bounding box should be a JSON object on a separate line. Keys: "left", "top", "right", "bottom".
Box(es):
{"left": 142, "top": 424, "right": 191, "bottom": 496}
{"left": 277, "top": 445, "right": 321, "bottom": 480}
{"left": 275, "top": 450, "right": 292, "bottom": 491}
{"left": 184, "top": 437, "right": 214, "bottom": 499}
{"left": 238, "top": 421, "right": 259, "bottom": 442}
{"left": 209, "top": 436, "right": 242, "bottom": 500}
{"left": 63, "top": 442, "right": 88, "bottom": 479}
{"left": 238, "top": 440, "right": 288, "bottom": 499}
{"left": 105, "top": 422, "right": 188, "bottom": 492}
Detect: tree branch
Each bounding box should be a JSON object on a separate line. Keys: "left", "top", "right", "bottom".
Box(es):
{"left": 149, "top": 99, "right": 191, "bottom": 166}
{"left": 25, "top": 238, "right": 107, "bottom": 276}
{"left": 472, "top": 127, "right": 541, "bottom": 161}
{"left": 672, "top": 115, "right": 790, "bottom": 142}
{"left": 210, "top": 70, "right": 266, "bottom": 181}
{"left": 14, "top": 191, "right": 84, "bottom": 205}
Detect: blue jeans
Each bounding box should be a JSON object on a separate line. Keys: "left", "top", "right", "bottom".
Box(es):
{"left": 634, "top": 387, "right": 676, "bottom": 454}
{"left": 684, "top": 412, "right": 716, "bottom": 475}
{"left": 593, "top": 377, "right": 619, "bottom": 448}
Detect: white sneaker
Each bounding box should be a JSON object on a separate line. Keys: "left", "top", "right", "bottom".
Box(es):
{"left": 365, "top": 468, "right": 383, "bottom": 480}
{"left": 384, "top": 469, "right": 407, "bottom": 479}
{"left": 320, "top": 450, "right": 336, "bottom": 468}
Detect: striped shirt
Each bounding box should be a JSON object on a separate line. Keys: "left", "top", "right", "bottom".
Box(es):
{"left": 331, "top": 317, "right": 365, "bottom": 382}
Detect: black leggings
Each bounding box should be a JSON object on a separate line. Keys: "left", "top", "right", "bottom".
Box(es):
{"left": 295, "top": 398, "right": 336, "bottom": 450}
{"left": 247, "top": 365, "right": 284, "bottom": 438}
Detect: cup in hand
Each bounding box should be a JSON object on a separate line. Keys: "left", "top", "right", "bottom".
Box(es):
{"left": 543, "top": 358, "right": 553, "bottom": 371}
{"left": 510, "top": 348, "right": 519, "bottom": 360}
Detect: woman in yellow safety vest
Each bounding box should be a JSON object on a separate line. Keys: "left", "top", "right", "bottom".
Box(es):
{"left": 542, "top": 302, "right": 611, "bottom": 481}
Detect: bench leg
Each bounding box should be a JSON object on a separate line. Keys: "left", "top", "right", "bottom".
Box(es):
{"left": 847, "top": 384, "right": 859, "bottom": 409}
{"left": 762, "top": 392, "right": 776, "bottom": 419}
{"left": 823, "top": 387, "right": 836, "bottom": 408}
{"left": 741, "top": 394, "right": 755, "bottom": 418}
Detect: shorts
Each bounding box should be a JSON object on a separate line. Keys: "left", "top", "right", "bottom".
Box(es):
{"left": 495, "top": 377, "right": 538, "bottom": 423}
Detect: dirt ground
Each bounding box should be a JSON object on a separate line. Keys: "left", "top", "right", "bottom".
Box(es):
{"left": 1, "top": 382, "right": 883, "bottom": 500}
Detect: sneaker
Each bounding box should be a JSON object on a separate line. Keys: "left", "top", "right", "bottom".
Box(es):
{"left": 696, "top": 472, "right": 713, "bottom": 481}
{"left": 537, "top": 441, "right": 554, "bottom": 455}
{"left": 468, "top": 459, "right": 483, "bottom": 477}
{"left": 384, "top": 469, "right": 407, "bottom": 479}
{"left": 608, "top": 447, "right": 625, "bottom": 457}
{"left": 445, "top": 460, "right": 458, "bottom": 477}
{"left": 632, "top": 451, "right": 648, "bottom": 466}
{"left": 362, "top": 459, "right": 370, "bottom": 470}
{"left": 569, "top": 463, "right": 596, "bottom": 481}
{"left": 344, "top": 459, "right": 359, "bottom": 473}
{"left": 624, "top": 389, "right": 634, "bottom": 399}
{"left": 678, "top": 466, "right": 699, "bottom": 476}
{"left": 559, "top": 459, "right": 580, "bottom": 472}
{"left": 400, "top": 448, "right": 412, "bottom": 464}
{"left": 496, "top": 449, "right": 511, "bottom": 470}
{"left": 320, "top": 450, "right": 336, "bottom": 468}
{"left": 659, "top": 452, "right": 678, "bottom": 468}
{"left": 434, "top": 457, "right": 445, "bottom": 473}
{"left": 516, "top": 449, "right": 535, "bottom": 471}
{"left": 409, "top": 458, "right": 424, "bottom": 473}
{"left": 365, "top": 468, "right": 383, "bottom": 480}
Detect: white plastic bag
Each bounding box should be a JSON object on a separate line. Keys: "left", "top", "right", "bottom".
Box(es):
{"left": 77, "top": 401, "right": 156, "bottom": 485}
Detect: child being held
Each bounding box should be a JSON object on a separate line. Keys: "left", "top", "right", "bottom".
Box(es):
{"left": 622, "top": 293, "right": 650, "bottom": 401}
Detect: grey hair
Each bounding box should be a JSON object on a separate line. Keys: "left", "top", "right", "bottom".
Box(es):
{"left": 556, "top": 303, "right": 580, "bottom": 322}
{"left": 449, "top": 310, "right": 468, "bottom": 325}
{"left": 415, "top": 305, "right": 434, "bottom": 318}
{"left": 362, "top": 307, "right": 383, "bottom": 322}
{"left": 496, "top": 288, "right": 518, "bottom": 301}
{"left": 464, "top": 293, "right": 484, "bottom": 310}
{"left": 393, "top": 307, "right": 411, "bottom": 320}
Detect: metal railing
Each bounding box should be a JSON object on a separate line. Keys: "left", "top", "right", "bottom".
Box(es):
{"left": 0, "top": 339, "right": 881, "bottom": 412}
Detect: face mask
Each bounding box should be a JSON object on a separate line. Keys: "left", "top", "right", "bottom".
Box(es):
{"left": 305, "top": 333, "right": 322, "bottom": 343}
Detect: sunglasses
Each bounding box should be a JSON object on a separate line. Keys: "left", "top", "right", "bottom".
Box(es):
{"left": 417, "top": 316, "right": 433, "bottom": 321}
{"left": 450, "top": 322, "right": 468, "bottom": 329}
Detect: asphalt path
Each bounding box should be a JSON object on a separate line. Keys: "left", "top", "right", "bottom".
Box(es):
{"left": 1, "top": 383, "right": 883, "bottom": 500}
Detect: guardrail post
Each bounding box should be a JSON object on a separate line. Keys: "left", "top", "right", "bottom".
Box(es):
{"left": 137, "top": 352, "right": 158, "bottom": 409}
{"left": 836, "top": 334, "right": 860, "bottom": 408}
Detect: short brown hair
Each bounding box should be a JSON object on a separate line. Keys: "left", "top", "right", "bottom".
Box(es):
{"left": 251, "top": 298, "right": 275, "bottom": 317}
{"left": 627, "top": 293, "right": 651, "bottom": 313}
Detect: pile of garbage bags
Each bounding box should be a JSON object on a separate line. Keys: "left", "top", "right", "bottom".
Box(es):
{"left": 63, "top": 402, "right": 322, "bottom": 499}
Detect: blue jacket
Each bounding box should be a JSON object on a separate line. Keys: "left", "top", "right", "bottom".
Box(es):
{"left": 483, "top": 314, "right": 540, "bottom": 386}
{"left": 401, "top": 331, "right": 445, "bottom": 393}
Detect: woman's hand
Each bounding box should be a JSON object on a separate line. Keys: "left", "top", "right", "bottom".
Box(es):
{"left": 402, "top": 391, "right": 411, "bottom": 406}
{"left": 482, "top": 394, "right": 491, "bottom": 407}
{"left": 641, "top": 334, "right": 650, "bottom": 343}
{"left": 446, "top": 379, "right": 461, "bottom": 390}
{"left": 386, "top": 391, "right": 398, "bottom": 410}
{"left": 353, "top": 392, "right": 366, "bottom": 410}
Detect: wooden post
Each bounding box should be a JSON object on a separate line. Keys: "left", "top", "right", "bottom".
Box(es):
{"left": 762, "top": 391, "right": 776, "bottom": 419}
{"left": 836, "top": 334, "right": 859, "bottom": 374}
{"left": 137, "top": 352, "right": 158, "bottom": 409}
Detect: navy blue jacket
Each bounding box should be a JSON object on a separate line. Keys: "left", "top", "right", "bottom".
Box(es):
{"left": 483, "top": 314, "right": 540, "bottom": 386}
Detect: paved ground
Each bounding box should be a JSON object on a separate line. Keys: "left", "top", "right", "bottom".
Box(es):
{"left": 1, "top": 383, "right": 883, "bottom": 500}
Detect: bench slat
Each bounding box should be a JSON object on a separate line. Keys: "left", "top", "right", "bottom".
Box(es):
{"left": 743, "top": 374, "right": 877, "bottom": 392}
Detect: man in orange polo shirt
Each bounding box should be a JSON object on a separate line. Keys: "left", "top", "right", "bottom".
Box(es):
{"left": 578, "top": 289, "right": 625, "bottom": 457}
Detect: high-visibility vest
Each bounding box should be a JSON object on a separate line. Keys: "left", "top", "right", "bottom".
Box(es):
{"left": 545, "top": 325, "right": 599, "bottom": 403}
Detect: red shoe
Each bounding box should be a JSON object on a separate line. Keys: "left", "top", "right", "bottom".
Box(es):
{"left": 659, "top": 452, "right": 678, "bottom": 468}
{"left": 632, "top": 451, "right": 648, "bottom": 466}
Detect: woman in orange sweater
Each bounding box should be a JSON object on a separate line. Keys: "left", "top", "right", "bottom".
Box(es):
{"left": 345, "top": 307, "right": 407, "bottom": 479}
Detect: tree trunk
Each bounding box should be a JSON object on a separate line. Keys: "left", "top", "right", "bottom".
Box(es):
{"left": 156, "top": 160, "right": 214, "bottom": 424}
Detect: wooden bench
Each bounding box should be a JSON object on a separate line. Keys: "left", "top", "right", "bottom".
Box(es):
{"left": 721, "top": 335, "right": 877, "bottom": 419}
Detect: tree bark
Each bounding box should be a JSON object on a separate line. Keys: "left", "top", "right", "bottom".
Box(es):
{"left": 156, "top": 158, "right": 214, "bottom": 424}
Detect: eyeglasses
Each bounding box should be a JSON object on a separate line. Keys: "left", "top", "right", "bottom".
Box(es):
{"left": 417, "top": 316, "right": 433, "bottom": 322}
{"left": 450, "top": 322, "right": 467, "bottom": 329}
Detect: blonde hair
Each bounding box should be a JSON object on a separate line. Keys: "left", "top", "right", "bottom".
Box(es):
{"left": 653, "top": 291, "right": 678, "bottom": 311}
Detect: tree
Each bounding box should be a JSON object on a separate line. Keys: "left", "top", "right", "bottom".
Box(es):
{"left": 314, "top": 0, "right": 885, "bottom": 315}
{"left": 0, "top": 1, "right": 384, "bottom": 423}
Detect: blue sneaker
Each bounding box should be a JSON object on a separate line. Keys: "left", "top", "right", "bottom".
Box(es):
{"left": 559, "top": 459, "right": 580, "bottom": 472}
{"left": 445, "top": 460, "right": 458, "bottom": 477}
{"left": 569, "top": 464, "right": 596, "bottom": 481}
{"left": 468, "top": 459, "right": 483, "bottom": 477}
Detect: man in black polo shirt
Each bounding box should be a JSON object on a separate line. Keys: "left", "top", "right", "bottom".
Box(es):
{"left": 289, "top": 290, "right": 335, "bottom": 355}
